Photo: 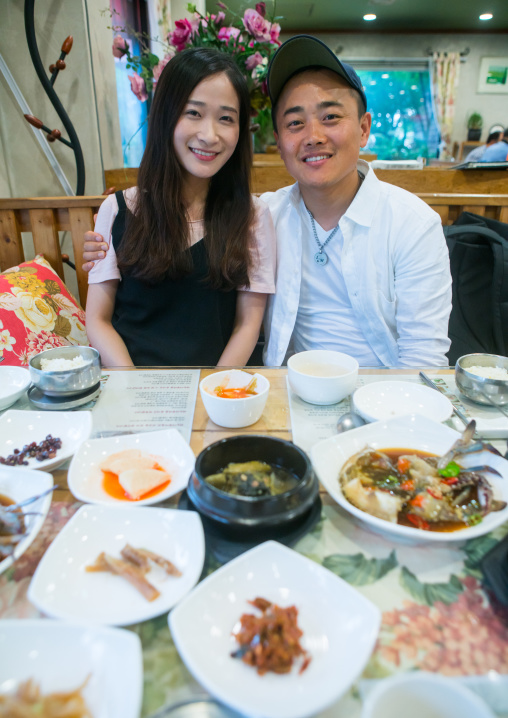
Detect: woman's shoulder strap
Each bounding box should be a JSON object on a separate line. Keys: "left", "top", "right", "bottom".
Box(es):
{"left": 115, "top": 189, "right": 127, "bottom": 211}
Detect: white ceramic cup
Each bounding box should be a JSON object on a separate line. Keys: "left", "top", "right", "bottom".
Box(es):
{"left": 362, "top": 672, "right": 495, "bottom": 718}
{"left": 199, "top": 370, "right": 270, "bottom": 429}
{"left": 287, "top": 350, "right": 358, "bottom": 405}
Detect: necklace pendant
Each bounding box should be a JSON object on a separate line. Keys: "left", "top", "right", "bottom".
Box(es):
{"left": 314, "top": 251, "right": 328, "bottom": 266}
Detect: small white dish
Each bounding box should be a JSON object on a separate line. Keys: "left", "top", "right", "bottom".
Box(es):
{"left": 0, "top": 466, "right": 53, "bottom": 575}
{"left": 200, "top": 370, "right": 270, "bottom": 429}
{"left": 0, "top": 619, "right": 143, "bottom": 718}
{"left": 362, "top": 671, "right": 494, "bottom": 718}
{"left": 311, "top": 414, "right": 508, "bottom": 543}
{"left": 353, "top": 381, "right": 453, "bottom": 423}
{"left": 28, "top": 504, "right": 205, "bottom": 626}
{"left": 67, "top": 428, "right": 195, "bottom": 506}
{"left": 0, "top": 366, "right": 31, "bottom": 410}
{"left": 0, "top": 409, "right": 92, "bottom": 471}
{"left": 287, "top": 350, "right": 358, "bottom": 405}
{"left": 169, "top": 540, "right": 380, "bottom": 718}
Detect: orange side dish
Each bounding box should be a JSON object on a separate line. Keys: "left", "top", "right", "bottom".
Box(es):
{"left": 231, "top": 597, "right": 311, "bottom": 675}
{"left": 102, "top": 470, "right": 170, "bottom": 501}
{"left": 99, "top": 450, "right": 171, "bottom": 501}
{"left": 214, "top": 377, "right": 258, "bottom": 399}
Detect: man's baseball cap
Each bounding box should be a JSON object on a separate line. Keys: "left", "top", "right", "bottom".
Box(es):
{"left": 267, "top": 35, "right": 367, "bottom": 112}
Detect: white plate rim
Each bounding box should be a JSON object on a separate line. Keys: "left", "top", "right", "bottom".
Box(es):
{"left": 28, "top": 504, "right": 205, "bottom": 626}
{"left": 169, "top": 540, "right": 381, "bottom": 718}
{"left": 67, "top": 428, "right": 195, "bottom": 506}
{"left": 0, "top": 409, "right": 93, "bottom": 471}
{"left": 352, "top": 380, "right": 454, "bottom": 423}
{"left": 0, "top": 466, "right": 53, "bottom": 575}
{"left": 310, "top": 413, "right": 508, "bottom": 543}
{"left": 0, "top": 618, "right": 144, "bottom": 718}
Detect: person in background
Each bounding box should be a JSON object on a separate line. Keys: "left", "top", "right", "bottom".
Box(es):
{"left": 480, "top": 127, "right": 508, "bottom": 162}
{"left": 86, "top": 48, "right": 276, "bottom": 367}
{"left": 260, "top": 35, "right": 452, "bottom": 367}
{"left": 465, "top": 131, "right": 502, "bottom": 162}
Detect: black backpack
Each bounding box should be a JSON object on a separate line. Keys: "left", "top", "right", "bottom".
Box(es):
{"left": 444, "top": 212, "right": 508, "bottom": 365}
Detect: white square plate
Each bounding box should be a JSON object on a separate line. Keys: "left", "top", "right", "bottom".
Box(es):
{"left": 169, "top": 541, "right": 380, "bottom": 718}
{"left": 67, "top": 428, "right": 195, "bottom": 506}
{"left": 28, "top": 504, "right": 205, "bottom": 626}
{"left": 0, "top": 409, "right": 92, "bottom": 471}
{"left": 0, "top": 466, "right": 53, "bottom": 575}
{"left": 311, "top": 413, "right": 508, "bottom": 543}
{"left": 0, "top": 619, "right": 142, "bottom": 718}
{"left": 0, "top": 366, "right": 31, "bottom": 410}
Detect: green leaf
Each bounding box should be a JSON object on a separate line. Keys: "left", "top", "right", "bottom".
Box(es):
{"left": 463, "top": 534, "right": 499, "bottom": 565}
{"left": 400, "top": 566, "right": 464, "bottom": 605}
{"left": 323, "top": 550, "right": 397, "bottom": 585}
{"left": 187, "top": 3, "right": 197, "bottom": 12}
{"left": 53, "top": 315, "right": 71, "bottom": 338}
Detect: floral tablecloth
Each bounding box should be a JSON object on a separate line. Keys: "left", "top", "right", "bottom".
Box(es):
{"left": 2, "top": 497, "right": 508, "bottom": 717}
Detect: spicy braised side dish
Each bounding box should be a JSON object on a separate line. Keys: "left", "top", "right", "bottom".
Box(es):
{"left": 339, "top": 421, "right": 506, "bottom": 531}
{"left": 205, "top": 461, "right": 299, "bottom": 497}
{"left": 0, "top": 677, "right": 91, "bottom": 717}
{"left": 231, "top": 597, "right": 311, "bottom": 675}
{"left": 0, "top": 492, "right": 25, "bottom": 562}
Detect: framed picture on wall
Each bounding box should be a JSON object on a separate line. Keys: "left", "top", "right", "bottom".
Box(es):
{"left": 477, "top": 57, "right": 508, "bottom": 94}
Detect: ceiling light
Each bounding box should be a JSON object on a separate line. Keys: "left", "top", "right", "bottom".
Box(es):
{"left": 363, "top": 14, "right": 377, "bottom": 21}
{"left": 479, "top": 13, "right": 493, "bottom": 20}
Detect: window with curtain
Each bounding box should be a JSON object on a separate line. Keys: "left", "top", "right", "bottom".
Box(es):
{"left": 346, "top": 59, "right": 440, "bottom": 160}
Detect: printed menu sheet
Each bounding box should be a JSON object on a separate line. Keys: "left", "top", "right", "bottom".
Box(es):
{"left": 288, "top": 373, "right": 508, "bottom": 454}
{"left": 91, "top": 370, "right": 200, "bottom": 442}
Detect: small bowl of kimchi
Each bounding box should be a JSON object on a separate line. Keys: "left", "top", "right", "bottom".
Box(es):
{"left": 199, "top": 370, "right": 270, "bottom": 429}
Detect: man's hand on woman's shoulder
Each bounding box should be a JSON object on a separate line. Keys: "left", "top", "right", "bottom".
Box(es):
{"left": 82, "top": 231, "right": 108, "bottom": 272}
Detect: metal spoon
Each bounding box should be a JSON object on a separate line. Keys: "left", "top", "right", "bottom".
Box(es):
{"left": 336, "top": 412, "right": 366, "bottom": 434}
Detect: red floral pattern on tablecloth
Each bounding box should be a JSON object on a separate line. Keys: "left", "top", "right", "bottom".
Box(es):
{"left": 375, "top": 576, "right": 508, "bottom": 676}
{"left": 0, "top": 501, "right": 81, "bottom": 619}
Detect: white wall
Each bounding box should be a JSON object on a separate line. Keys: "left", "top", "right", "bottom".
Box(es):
{"left": 281, "top": 32, "right": 508, "bottom": 155}
{"left": 0, "top": 0, "right": 121, "bottom": 198}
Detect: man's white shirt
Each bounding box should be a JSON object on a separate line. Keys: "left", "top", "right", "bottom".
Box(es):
{"left": 261, "top": 160, "right": 452, "bottom": 367}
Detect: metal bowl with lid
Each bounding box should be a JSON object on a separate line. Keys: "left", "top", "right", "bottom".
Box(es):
{"left": 187, "top": 435, "right": 318, "bottom": 530}
{"left": 455, "top": 353, "right": 508, "bottom": 406}
{"left": 29, "top": 346, "right": 101, "bottom": 397}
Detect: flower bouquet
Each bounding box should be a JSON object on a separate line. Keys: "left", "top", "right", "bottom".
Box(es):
{"left": 112, "top": 2, "right": 282, "bottom": 150}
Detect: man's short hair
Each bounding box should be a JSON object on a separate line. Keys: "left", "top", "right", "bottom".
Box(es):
{"left": 487, "top": 131, "right": 502, "bottom": 144}
{"left": 267, "top": 35, "right": 367, "bottom": 132}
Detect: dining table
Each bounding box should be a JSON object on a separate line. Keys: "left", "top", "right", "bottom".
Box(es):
{"left": 1, "top": 365, "right": 508, "bottom": 718}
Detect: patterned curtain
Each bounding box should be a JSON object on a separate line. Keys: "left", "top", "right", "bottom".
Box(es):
{"left": 147, "top": 0, "right": 171, "bottom": 54}
{"left": 432, "top": 52, "right": 461, "bottom": 160}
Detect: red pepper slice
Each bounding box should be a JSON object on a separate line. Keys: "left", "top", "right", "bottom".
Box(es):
{"left": 441, "top": 476, "right": 459, "bottom": 486}
{"left": 397, "top": 457, "right": 411, "bottom": 474}
{"left": 400, "top": 479, "right": 415, "bottom": 491}
{"left": 407, "top": 513, "right": 430, "bottom": 530}
{"left": 409, "top": 494, "right": 425, "bottom": 508}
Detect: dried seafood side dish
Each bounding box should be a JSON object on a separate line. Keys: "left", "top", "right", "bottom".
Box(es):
{"left": 339, "top": 421, "right": 506, "bottom": 531}
{"left": 231, "top": 597, "right": 311, "bottom": 675}
{"left": 205, "top": 461, "right": 299, "bottom": 497}
{"left": 0, "top": 677, "right": 91, "bottom": 717}
{"left": 86, "top": 544, "right": 182, "bottom": 601}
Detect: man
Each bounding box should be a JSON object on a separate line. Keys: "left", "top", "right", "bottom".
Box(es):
{"left": 465, "top": 131, "right": 501, "bottom": 162}
{"left": 83, "top": 35, "right": 452, "bottom": 367}
{"left": 480, "top": 127, "right": 508, "bottom": 162}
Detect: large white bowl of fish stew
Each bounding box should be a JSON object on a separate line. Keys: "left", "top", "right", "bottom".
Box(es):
{"left": 310, "top": 414, "right": 508, "bottom": 542}
{"left": 29, "top": 346, "right": 101, "bottom": 397}
{"left": 188, "top": 435, "right": 318, "bottom": 528}
{"left": 455, "top": 353, "right": 508, "bottom": 406}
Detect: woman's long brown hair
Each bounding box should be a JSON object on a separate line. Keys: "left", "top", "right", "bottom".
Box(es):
{"left": 117, "top": 48, "right": 254, "bottom": 289}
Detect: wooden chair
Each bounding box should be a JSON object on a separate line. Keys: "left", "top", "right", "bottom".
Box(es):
{"left": 0, "top": 196, "right": 104, "bottom": 308}
{"left": 2, "top": 193, "right": 508, "bottom": 309}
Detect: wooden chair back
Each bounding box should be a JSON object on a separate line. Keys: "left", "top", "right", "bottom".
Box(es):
{"left": 1, "top": 193, "right": 508, "bottom": 308}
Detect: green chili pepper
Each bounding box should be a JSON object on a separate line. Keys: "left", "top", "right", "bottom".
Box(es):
{"left": 438, "top": 461, "right": 461, "bottom": 478}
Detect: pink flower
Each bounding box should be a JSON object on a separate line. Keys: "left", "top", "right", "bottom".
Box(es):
{"left": 25, "top": 330, "right": 65, "bottom": 359}
{"left": 255, "top": 2, "right": 266, "bottom": 17}
{"left": 243, "top": 8, "right": 271, "bottom": 42}
{"left": 213, "top": 11, "right": 226, "bottom": 26}
{"left": 245, "top": 51, "right": 264, "bottom": 71}
{"left": 153, "top": 52, "right": 174, "bottom": 83}
{"left": 112, "top": 35, "right": 129, "bottom": 59}
{"left": 269, "top": 22, "right": 281, "bottom": 45}
{"left": 168, "top": 18, "right": 194, "bottom": 51}
{"left": 128, "top": 72, "right": 148, "bottom": 102}
{"left": 217, "top": 26, "right": 242, "bottom": 42}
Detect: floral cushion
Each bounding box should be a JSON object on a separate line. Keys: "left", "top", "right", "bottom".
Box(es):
{"left": 0, "top": 255, "right": 88, "bottom": 366}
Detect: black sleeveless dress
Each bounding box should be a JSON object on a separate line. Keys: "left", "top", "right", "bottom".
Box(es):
{"left": 111, "top": 191, "right": 237, "bottom": 366}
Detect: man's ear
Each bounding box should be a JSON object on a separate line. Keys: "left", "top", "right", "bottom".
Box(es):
{"left": 360, "top": 112, "right": 372, "bottom": 149}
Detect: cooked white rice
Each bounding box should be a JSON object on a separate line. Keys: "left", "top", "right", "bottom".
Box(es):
{"left": 465, "top": 365, "right": 508, "bottom": 380}
{"left": 40, "top": 356, "right": 90, "bottom": 372}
